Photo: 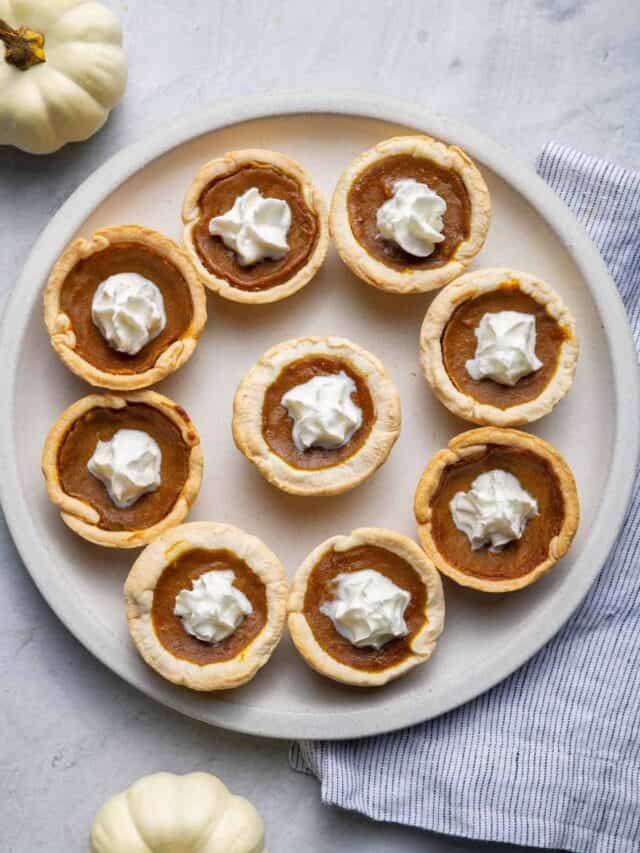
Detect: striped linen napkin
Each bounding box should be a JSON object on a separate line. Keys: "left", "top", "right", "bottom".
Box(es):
{"left": 291, "top": 143, "right": 640, "bottom": 853}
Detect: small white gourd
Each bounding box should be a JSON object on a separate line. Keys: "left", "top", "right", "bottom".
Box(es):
{"left": 89, "top": 772, "right": 268, "bottom": 853}
{"left": 0, "top": 0, "right": 126, "bottom": 154}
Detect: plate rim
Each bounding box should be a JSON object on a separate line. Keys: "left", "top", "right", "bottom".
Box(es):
{"left": 2, "top": 91, "right": 638, "bottom": 740}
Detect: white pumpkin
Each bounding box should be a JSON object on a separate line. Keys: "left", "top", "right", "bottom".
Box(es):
{"left": 89, "top": 772, "right": 268, "bottom": 853}
{"left": 0, "top": 0, "right": 126, "bottom": 154}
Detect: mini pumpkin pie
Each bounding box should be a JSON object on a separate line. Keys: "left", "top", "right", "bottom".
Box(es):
{"left": 44, "top": 225, "right": 207, "bottom": 390}
{"left": 330, "top": 135, "right": 490, "bottom": 294}
{"left": 287, "top": 528, "right": 444, "bottom": 686}
{"left": 414, "top": 428, "right": 579, "bottom": 593}
{"left": 125, "top": 522, "right": 288, "bottom": 690}
{"left": 42, "top": 391, "right": 202, "bottom": 548}
{"left": 421, "top": 268, "right": 579, "bottom": 426}
{"left": 232, "top": 336, "right": 401, "bottom": 496}
{"left": 181, "top": 149, "right": 329, "bottom": 304}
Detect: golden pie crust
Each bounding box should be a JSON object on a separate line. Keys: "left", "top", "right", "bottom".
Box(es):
{"left": 414, "top": 428, "right": 580, "bottom": 593}
{"left": 44, "top": 225, "right": 207, "bottom": 390}
{"left": 330, "top": 135, "right": 491, "bottom": 294}
{"left": 181, "top": 149, "right": 329, "bottom": 304}
{"left": 287, "top": 527, "right": 445, "bottom": 686}
{"left": 125, "top": 522, "right": 288, "bottom": 691}
{"left": 420, "top": 268, "right": 579, "bottom": 426}
{"left": 232, "top": 336, "right": 401, "bottom": 496}
{"left": 41, "top": 391, "right": 203, "bottom": 548}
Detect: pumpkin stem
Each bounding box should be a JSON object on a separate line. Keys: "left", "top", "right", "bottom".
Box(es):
{"left": 0, "top": 19, "right": 46, "bottom": 70}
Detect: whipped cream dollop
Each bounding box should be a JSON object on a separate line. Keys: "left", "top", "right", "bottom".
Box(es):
{"left": 320, "top": 569, "right": 410, "bottom": 650}
{"left": 87, "top": 429, "right": 162, "bottom": 508}
{"left": 466, "top": 310, "right": 543, "bottom": 386}
{"left": 450, "top": 469, "right": 538, "bottom": 552}
{"left": 376, "top": 178, "right": 446, "bottom": 257}
{"left": 281, "top": 371, "right": 363, "bottom": 452}
{"left": 174, "top": 570, "right": 253, "bottom": 643}
{"left": 208, "top": 186, "right": 291, "bottom": 266}
{"left": 91, "top": 273, "right": 166, "bottom": 356}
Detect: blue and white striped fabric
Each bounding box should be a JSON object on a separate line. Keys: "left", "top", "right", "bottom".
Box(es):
{"left": 291, "top": 143, "right": 640, "bottom": 853}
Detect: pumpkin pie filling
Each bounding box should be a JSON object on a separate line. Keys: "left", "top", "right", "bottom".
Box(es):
{"left": 347, "top": 153, "right": 471, "bottom": 271}
{"left": 57, "top": 403, "right": 191, "bottom": 531}
{"left": 151, "top": 548, "right": 268, "bottom": 665}
{"left": 193, "top": 165, "right": 319, "bottom": 292}
{"left": 441, "top": 286, "right": 568, "bottom": 408}
{"left": 261, "top": 355, "right": 375, "bottom": 470}
{"left": 302, "top": 545, "right": 428, "bottom": 671}
{"left": 430, "top": 445, "right": 565, "bottom": 581}
{"left": 59, "top": 242, "right": 194, "bottom": 375}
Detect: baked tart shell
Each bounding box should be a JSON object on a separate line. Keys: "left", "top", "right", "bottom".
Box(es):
{"left": 41, "top": 390, "right": 203, "bottom": 548}
{"left": 44, "top": 225, "right": 207, "bottom": 391}
{"left": 414, "top": 427, "right": 580, "bottom": 593}
{"left": 125, "top": 522, "right": 288, "bottom": 691}
{"left": 232, "top": 336, "right": 401, "bottom": 496}
{"left": 420, "top": 267, "right": 579, "bottom": 426}
{"left": 330, "top": 135, "right": 491, "bottom": 294}
{"left": 288, "top": 527, "right": 445, "bottom": 687}
{"left": 181, "top": 149, "right": 329, "bottom": 304}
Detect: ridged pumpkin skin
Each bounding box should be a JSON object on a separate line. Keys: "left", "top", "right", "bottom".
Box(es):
{"left": 89, "top": 772, "right": 267, "bottom": 853}
{"left": 0, "top": 0, "right": 127, "bottom": 154}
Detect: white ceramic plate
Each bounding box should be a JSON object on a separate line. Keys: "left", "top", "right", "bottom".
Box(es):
{"left": 2, "top": 94, "right": 638, "bottom": 740}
